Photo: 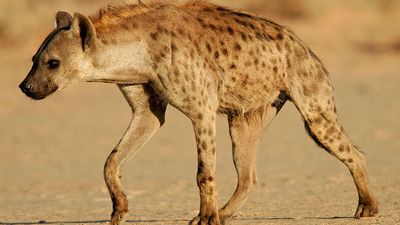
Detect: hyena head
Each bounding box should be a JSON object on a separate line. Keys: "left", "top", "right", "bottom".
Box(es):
{"left": 19, "top": 11, "right": 97, "bottom": 100}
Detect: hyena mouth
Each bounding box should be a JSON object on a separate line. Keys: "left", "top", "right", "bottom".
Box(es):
{"left": 19, "top": 82, "right": 59, "bottom": 100}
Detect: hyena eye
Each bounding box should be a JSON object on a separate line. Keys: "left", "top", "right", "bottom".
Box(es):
{"left": 47, "top": 59, "right": 60, "bottom": 69}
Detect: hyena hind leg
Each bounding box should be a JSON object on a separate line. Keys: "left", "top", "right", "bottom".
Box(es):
{"left": 291, "top": 88, "right": 378, "bottom": 217}
{"left": 219, "top": 106, "right": 277, "bottom": 224}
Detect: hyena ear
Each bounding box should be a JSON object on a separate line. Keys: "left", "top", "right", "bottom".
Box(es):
{"left": 55, "top": 11, "right": 72, "bottom": 29}
{"left": 72, "top": 13, "right": 98, "bottom": 51}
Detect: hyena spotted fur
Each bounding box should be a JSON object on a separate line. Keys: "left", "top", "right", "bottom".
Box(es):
{"left": 19, "top": 1, "right": 378, "bottom": 225}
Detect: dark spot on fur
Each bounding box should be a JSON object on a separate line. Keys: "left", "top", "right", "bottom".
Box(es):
{"left": 152, "top": 62, "right": 158, "bottom": 70}
{"left": 230, "top": 63, "right": 237, "bottom": 69}
{"left": 303, "top": 85, "right": 311, "bottom": 97}
{"left": 240, "top": 32, "right": 248, "bottom": 41}
{"left": 154, "top": 55, "right": 162, "bottom": 63}
{"left": 314, "top": 117, "right": 323, "bottom": 124}
{"left": 222, "top": 48, "right": 228, "bottom": 56}
{"left": 234, "top": 42, "right": 242, "bottom": 51}
{"left": 227, "top": 26, "right": 234, "bottom": 35}
{"left": 273, "top": 66, "right": 278, "bottom": 73}
{"left": 177, "top": 28, "right": 185, "bottom": 36}
{"left": 233, "top": 18, "right": 246, "bottom": 27}
{"left": 157, "top": 25, "right": 167, "bottom": 34}
{"left": 247, "top": 34, "right": 254, "bottom": 42}
{"left": 327, "top": 126, "right": 336, "bottom": 135}
{"left": 171, "top": 43, "right": 178, "bottom": 52}
{"left": 171, "top": 31, "right": 177, "bottom": 38}
{"left": 160, "top": 51, "right": 166, "bottom": 58}
{"left": 121, "top": 23, "right": 130, "bottom": 30}
{"left": 268, "top": 34, "right": 276, "bottom": 41}
{"left": 173, "top": 69, "right": 180, "bottom": 77}
{"left": 304, "top": 122, "right": 331, "bottom": 153}
{"left": 262, "top": 45, "right": 267, "bottom": 52}
{"left": 254, "top": 58, "right": 259, "bottom": 65}
{"left": 262, "top": 62, "right": 266, "bottom": 68}
{"left": 191, "top": 81, "right": 196, "bottom": 90}
{"left": 202, "top": 8, "right": 213, "bottom": 13}
{"left": 209, "top": 24, "right": 217, "bottom": 31}
{"left": 206, "top": 43, "right": 212, "bottom": 53}
{"left": 287, "top": 57, "right": 291, "bottom": 68}
{"left": 256, "top": 32, "right": 264, "bottom": 40}
{"left": 214, "top": 51, "right": 220, "bottom": 59}
{"left": 201, "top": 141, "right": 207, "bottom": 150}
{"left": 150, "top": 32, "right": 158, "bottom": 40}
{"left": 247, "top": 23, "right": 256, "bottom": 30}
{"left": 277, "top": 33, "right": 284, "bottom": 40}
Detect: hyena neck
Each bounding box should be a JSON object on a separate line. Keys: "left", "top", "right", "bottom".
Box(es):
{"left": 84, "top": 36, "right": 153, "bottom": 84}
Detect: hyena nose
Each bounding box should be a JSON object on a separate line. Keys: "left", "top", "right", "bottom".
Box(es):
{"left": 19, "top": 81, "right": 32, "bottom": 95}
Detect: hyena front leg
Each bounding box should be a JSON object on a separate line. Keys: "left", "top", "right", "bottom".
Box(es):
{"left": 104, "top": 84, "right": 166, "bottom": 225}
{"left": 219, "top": 107, "right": 278, "bottom": 224}
{"left": 189, "top": 109, "right": 221, "bottom": 225}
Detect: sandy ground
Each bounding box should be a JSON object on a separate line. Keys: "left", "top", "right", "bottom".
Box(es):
{"left": 1, "top": 1, "right": 400, "bottom": 225}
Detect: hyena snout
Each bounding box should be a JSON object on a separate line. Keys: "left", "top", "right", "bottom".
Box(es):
{"left": 19, "top": 78, "right": 59, "bottom": 100}
{"left": 19, "top": 81, "right": 32, "bottom": 95}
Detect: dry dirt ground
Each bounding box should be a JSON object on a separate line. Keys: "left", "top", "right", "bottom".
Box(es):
{"left": 1, "top": 1, "right": 399, "bottom": 225}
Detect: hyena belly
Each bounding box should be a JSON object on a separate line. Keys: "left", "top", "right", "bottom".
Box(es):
{"left": 215, "top": 38, "right": 288, "bottom": 115}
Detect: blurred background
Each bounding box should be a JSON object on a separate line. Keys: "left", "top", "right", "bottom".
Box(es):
{"left": 0, "top": 1, "right": 399, "bottom": 225}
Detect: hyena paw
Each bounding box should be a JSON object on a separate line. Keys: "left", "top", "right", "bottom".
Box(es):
{"left": 354, "top": 198, "right": 378, "bottom": 218}
{"left": 189, "top": 213, "right": 221, "bottom": 225}
{"left": 110, "top": 210, "right": 128, "bottom": 225}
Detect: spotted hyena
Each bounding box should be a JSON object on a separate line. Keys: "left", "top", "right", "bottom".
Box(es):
{"left": 19, "top": 1, "right": 378, "bottom": 225}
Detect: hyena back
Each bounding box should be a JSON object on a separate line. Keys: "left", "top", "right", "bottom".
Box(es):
{"left": 19, "top": 1, "right": 378, "bottom": 225}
